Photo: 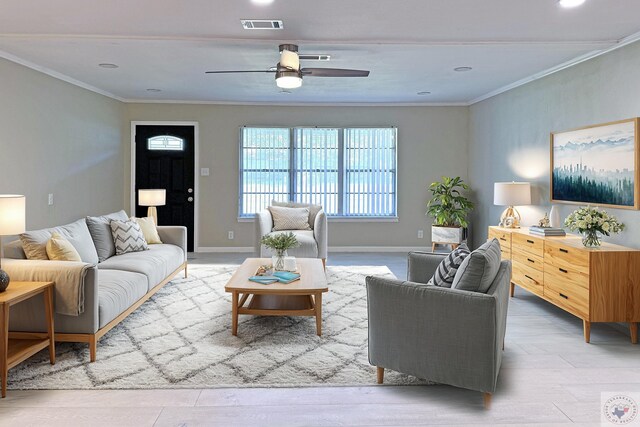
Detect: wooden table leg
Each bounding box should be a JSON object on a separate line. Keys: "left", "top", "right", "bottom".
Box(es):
{"left": 1, "top": 303, "right": 8, "bottom": 398}
{"left": 583, "top": 320, "right": 591, "bottom": 343}
{"left": 315, "top": 292, "right": 323, "bottom": 336}
{"left": 44, "top": 287, "right": 55, "bottom": 365}
{"left": 630, "top": 322, "right": 638, "bottom": 344}
{"left": 231, "top": 291, "right": 239, "bottom": 336}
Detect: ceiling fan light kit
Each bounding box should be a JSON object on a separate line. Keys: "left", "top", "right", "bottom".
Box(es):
{"left": 558, "top": 0, "right": 586, "bottom": 8}
{"left": 205, "top": 44, "right": 369, "bottom": 90}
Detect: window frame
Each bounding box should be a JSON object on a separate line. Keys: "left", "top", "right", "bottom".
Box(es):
{"left": 238, "top": 125, "right": 398, "bottom": 221}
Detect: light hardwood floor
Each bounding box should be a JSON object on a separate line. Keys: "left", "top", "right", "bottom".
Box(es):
{"left": 0, "top": 252, "right": 638, "bottom": 426}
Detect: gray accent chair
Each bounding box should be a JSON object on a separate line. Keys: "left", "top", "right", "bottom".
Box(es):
{"left": 255, "top": 203, "right": 328, "bottom": 267}
{"left": 366, "top": 251, "right": 511, "bottom": 408}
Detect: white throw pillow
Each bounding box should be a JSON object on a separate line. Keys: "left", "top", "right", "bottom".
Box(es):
{"left": 110, "top": 219, "right": 149, "bottom": 255}
{"left": 133, "top": 216, "right": 163, "bottom": 244}
{"left": 268, "top": 206, "right": 312, "bottom": 231}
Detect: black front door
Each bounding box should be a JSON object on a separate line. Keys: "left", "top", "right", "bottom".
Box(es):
{"left": 135, "top": 124, "right": 195, "bottom": 251}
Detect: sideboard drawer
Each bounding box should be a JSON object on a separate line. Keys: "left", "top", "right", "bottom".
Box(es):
{"left": 512, "top": 233, "right": 544, "bottom": 258}
{"left": 544, "top": 263, "right": 589, "bottom": 291}
{"left": 544, "top": 241, "right": 589, "bottom": 272}
{"left": 488, "top": 228, "right": 511, "bottom": 250}
{"left": 544, "top": 282, "right": 589, "bottom": 319}
{"left": 512, "top": 261, "right": 544, "bottom": 297}
{"left": 512, "top": 246, "right": 544, "bottom": 272}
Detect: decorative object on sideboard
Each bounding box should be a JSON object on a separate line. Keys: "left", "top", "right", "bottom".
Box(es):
{"left": 549, "top": 205, "right": 561, "bottom": 228}
{"left": 538, "top": 213, "right": 551, "bottom": 228}
{"left": 551, "top": 118, "right": 638, "bottom": 210}
{"left": 426, "top": 176, "right": 474, "bottom": 251}
{"left": 0, "top": 195, "right": 26, "bottom": 292}
{"left": 494, "top": 182, "right": 531, "bottom": 228}
{"left": 138, "top": 189, "right": 166, "bottom": 225}
{"left": 564, "top": 206, "right": 625, "bottom": 248}
{"left": 260, "top": 232, "right": 300, "bottom": 271}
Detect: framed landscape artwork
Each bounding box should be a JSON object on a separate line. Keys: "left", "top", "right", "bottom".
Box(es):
{"left": 551, "top": 118, "right": 639, "bottom": 210}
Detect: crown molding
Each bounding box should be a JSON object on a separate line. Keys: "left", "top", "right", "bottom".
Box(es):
{"left": 0, "top": 49, "right": 125, "bottom": 102}
{"left": 469, "top": 31, "right": 640, "bottom": 105}
{"left": 123, "top": 99, "right": 468, "bottom": 107}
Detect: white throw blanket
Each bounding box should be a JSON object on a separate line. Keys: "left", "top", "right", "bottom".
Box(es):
{"left": 3, "top": 259, "right": 93, "bottom": 316}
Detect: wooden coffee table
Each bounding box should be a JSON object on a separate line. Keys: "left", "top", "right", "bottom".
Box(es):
{"left": 224, "top": 258, "right": 328, "bottom": 336}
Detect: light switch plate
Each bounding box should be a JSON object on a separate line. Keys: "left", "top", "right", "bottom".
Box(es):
{"left": 48, "top": 193, "right": 54, "bottom": 205}
{"left": 201, "top": 168, "right": 210, "bottom": 176}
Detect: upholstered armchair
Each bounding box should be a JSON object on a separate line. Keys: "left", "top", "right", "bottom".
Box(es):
{"left": 255, "top": 201, "right": 328, "bottom": 266}
{"left": 366, "top": 251, "right": 511, "bottom": 408}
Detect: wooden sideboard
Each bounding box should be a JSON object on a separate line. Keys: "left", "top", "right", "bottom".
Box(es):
{"left": 488, "top": 226, "right": 640, "bottom": 344}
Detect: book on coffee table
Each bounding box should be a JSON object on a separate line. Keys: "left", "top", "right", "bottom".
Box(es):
{"left": 272, "top": 271, "right": 301, "bottom": 284}
{"left": 248, "top": 276, "right": 279, "bottom": 284}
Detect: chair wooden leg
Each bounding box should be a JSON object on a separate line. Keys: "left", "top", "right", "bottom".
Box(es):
{"left": 483, "top": 392, "right": 492, "bottom": 409}
{"left": 376, "top": 367, "right": 384, "bottom": 384}
{"left": 509, "top": 282, "right": 515, "bottom": 297}
{"left": 321, "top": 258, "right": 326, "bottom": 269}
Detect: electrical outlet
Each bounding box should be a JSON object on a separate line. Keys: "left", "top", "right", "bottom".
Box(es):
{"left": 228, "top": 231, "right": 234, "bottom": 240}
{"left": 417, "top": 229, "right": 424, "bottom": 239}
{"left": 48, "top": 193, "right": 54, "bottom": 206}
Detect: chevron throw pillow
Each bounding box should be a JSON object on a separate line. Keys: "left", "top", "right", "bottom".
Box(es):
{"left": 428, "top": 243, "right": 471, "bottom": 288}
{"left": 110, "top": 219, "right": 149, "bottom": 255}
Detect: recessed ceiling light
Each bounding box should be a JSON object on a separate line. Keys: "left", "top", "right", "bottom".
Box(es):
{"left": 146, "top": 88, "right": 162, "bottom": 92}
{"left": 98, "top": 63, "right": 118, "bottom": 69}
{"left": 252, "top": 0, "right": 274, "bottom": 4}
{"left": 454, "top": 66, "right": 473, "bottom": 72}
{"left": 558, "top": 0, "right": 586, "bottom": 8}
{"left": 417, "top": 91, "right": 431, "bottom": 95}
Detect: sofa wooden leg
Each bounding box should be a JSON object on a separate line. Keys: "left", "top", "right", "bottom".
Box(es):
{"left": 483, "top": 392, "right": 492, "bottom": 409}
{"left": 89, "top": 336, "right": 97, "bottom": 362}
{"left": 184, "top": 263, "right": 188, "bottom": 278}
{"left": 377, "top": 367, "right": 384, "bottom": 384}
{"left": 321, "top": 258, "right": 326, "bottom": 269}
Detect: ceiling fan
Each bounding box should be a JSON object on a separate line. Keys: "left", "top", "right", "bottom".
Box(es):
{"left": 205, "top": 44, "right": 370, "bottom": 89}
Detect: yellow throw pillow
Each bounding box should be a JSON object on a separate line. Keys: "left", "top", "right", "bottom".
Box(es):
{"left": 133, "top": 217, "right": 163, "bottom": 244}
{"left": 46, "top": 232, "right": 82, "bottom": 262}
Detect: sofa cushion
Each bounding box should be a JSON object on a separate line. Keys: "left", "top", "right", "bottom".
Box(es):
{"left": 427, "top": 243, "right": 470, "bottom": 288}
{"left": 97, "top": 269, "right": 148, "bottom": 328}
{"left": 20, "top": 218, "right": 99, "bottom": 264}
{"left": 86, "top": 210, "right": 129, "bottom": 262}
{"left": 268, "top": 206, "right": 312, "bottom": 231}
{"left": 264, "top": 230, "right": 318, "bottom": 258}
{"left": 110, "top": 219, "right": 149, "bottom": 255}
{"left": 452, "top": 239, "right": 502, "bottom": 293}
{"left": 46, "top": 232, "right": 82, "bottom": 262}
{"left": 134, "top": 216, "right": 163, "bottom": 244}
{"left": 97, "top": 244, "right": 184, "bottom": 291}
{"left": 271, "top": 200, "right": 322, "bottom": 230}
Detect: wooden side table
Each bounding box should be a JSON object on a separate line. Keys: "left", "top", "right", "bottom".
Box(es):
{"left": 0, "top": 281, "right": 55, "bottom": 398}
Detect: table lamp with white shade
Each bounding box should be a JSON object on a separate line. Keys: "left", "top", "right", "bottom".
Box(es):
{"left": 138, "top": 189, "right": 166, "bottom": 225}
{"left": 0, "top": 195, "right": 26, "bottom": 292}
{"left": 494, "top": 182, "right": 531, "bottom": 228}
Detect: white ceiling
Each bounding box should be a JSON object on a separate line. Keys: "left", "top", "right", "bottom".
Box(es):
{"left": 1, "top": 0, "right": 639, "bottom": 104}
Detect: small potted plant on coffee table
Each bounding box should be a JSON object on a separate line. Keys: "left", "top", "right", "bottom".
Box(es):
{"left": 260, "top": 232, "right": 300, "bottom": 270}
{"left": 426, "top": 176, "right": 474, "bottom": 250}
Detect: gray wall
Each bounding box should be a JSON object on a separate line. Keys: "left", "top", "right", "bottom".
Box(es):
{"left": 0, "top": 59, "right": 126, "bottom": 230}
{"left": 469, "top": 41, "right": 640, "bottom": 249}
{"left": 126, "top": 104, "right": 469, "bottom": 249}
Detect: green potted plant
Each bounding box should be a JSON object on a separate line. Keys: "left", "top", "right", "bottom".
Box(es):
{"left": 260, "top": 232, "right": 300, "bottom": 270}
{"left": 426, "top": 176, "right": 474, "bottom": 246}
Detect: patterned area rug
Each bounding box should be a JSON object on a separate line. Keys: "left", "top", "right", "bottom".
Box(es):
{"left": 8, "top": 264, "right": 428, "bottom": 389}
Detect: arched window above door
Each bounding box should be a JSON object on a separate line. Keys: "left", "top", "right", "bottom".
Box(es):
{"left": 147, "top": 135, "right": 184, "bottom": 151}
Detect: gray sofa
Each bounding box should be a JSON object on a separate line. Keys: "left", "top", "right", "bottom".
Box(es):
{"left": 3, "top": 214, "right": 187, "bottom": 361}
{"left": 366, "top": 250, "right": 511, "bottom": 407}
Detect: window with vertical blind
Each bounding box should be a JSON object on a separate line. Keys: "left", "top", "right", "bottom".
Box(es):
{"left": 239, "top": 126, "right": 397, "bottom": 219}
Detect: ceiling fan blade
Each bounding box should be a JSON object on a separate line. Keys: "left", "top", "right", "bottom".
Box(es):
{"left": 301, "top": 68, "right": 370, "bottom": 77}
{"left": 205, "top": 70, "right": 275, "bottom": 74}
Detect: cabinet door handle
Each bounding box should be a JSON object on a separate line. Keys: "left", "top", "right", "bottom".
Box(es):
{"left": 559, "top": 268, "right": 568, "bottom": 274}
{"left": 559, "top": 293, "right": 569, "bottom": 299}
{"left": 559, "top": 248, "right": 569, "bottom": 253}
{"left": 527, "top": 258, "right": 535, "bottom": 263}
{"left": 526, "top": 239, "right": 534, "bottom": 244}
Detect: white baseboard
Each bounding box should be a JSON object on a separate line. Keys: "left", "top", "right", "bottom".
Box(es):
{"left": 196, "top": 247, "right": 255, "bottom": 253}
{"left": 328, "top": 246, "right": 431, "bottom": 253}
